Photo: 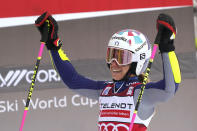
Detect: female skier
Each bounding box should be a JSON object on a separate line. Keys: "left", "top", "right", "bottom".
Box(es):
{"left": 35, "top": 12, "right": 181, "bottom": 131}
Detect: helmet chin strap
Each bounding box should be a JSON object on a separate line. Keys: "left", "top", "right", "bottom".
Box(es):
{"left": 109, "top": 62, "right": 137, "bottom": 82}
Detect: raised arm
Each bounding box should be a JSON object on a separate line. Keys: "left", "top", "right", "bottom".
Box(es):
{"left": 35, "top": 12, "right": 105, "bottom": 91}
{"left": 134, "top": 14, "right": 181, "bottom": 119}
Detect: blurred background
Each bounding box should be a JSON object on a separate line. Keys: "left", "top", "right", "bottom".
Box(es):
{"left": 0, "top": 0, "right": 197, "bottom": 130}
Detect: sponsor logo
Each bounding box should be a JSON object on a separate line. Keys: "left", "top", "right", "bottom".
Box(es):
{"left": 0, "top": 95, "right": 98, "bottom": 113}
{"left": 98, "top": 122, "right": 129, "bottom": 131}
{"left": 125, "top": 81, "right": 138, "bottom": 86}
{"left": 135, "top": 42, "right": 146, "bottom": 52}
{"left": 102, "top": 87, "right": 112, "bottom": 95}
{"left": 100, "top": 102, "right": 133, "bottom": 109}
{"left": 127, "top": 86, "right": 134, "bottom": 95}
{"left": 112, "top": 36, "right": 127, "bottom": 42}
{"left": 114, "top": 41, "right": 119, "bottom": 46}
{"left": 0, "top": 69, "right": 60, "bottom": 88}
{"left": 100, "top": 109, "right": 130, "bottom": 118}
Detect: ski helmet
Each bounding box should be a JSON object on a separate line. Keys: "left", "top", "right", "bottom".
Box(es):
{"left": 106, "top": 29, "right": 151, "bottom": 75}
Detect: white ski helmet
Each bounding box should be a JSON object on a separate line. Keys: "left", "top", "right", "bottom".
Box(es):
{"left": 106, "top": 29, "right": 151, "bottom": 75}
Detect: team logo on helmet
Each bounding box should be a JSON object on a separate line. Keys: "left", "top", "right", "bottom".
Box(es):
{"left": 116, "top": 29, "right": 144, "bottom": 46}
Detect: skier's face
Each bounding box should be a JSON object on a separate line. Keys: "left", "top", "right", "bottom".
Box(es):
{"left": 110, "top": 60, "right": 130, "bottom": 81}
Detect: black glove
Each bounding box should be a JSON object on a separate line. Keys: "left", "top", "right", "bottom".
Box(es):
{"left": 154, "top": 13, "right": 176, "bottom": 52}
{"left": 35, "top": 12, "right": 50, "bottom": 42}
{"left": 35, "top": 12, "right": 62, "bottom": 50}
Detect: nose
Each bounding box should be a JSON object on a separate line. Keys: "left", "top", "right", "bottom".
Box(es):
{"left": 110, "top": 60, "right": 119, "bottom": 67}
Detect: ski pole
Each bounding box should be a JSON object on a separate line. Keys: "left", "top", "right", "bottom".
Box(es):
{"left": 129, "top": 44, "right": 158, "bottom": 131}
{"left": 19, "top": 42, "right": 45, "bottom": 131}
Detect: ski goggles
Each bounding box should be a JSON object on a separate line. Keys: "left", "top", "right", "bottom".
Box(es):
{"left": 106, "top": 47, "right": 133, "bottom": 65}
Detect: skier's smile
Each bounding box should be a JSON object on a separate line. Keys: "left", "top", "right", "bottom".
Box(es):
{"left": 110, "top": 60, "right": 130, "bottom": 81}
